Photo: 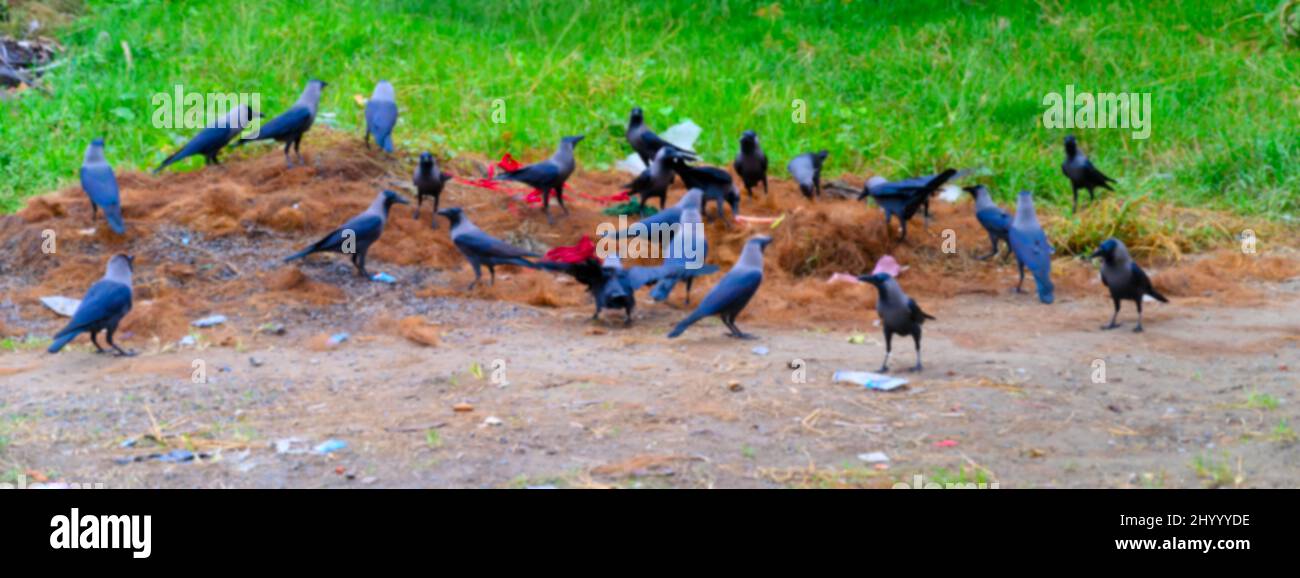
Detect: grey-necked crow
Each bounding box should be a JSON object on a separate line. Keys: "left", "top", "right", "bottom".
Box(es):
{"left": 1090, "top": 237, "right": 1168, "bottom": 332}
{"left": 48, "top": 254, "right": 135, "bottom": 356}
{"left": 284, "top": 189, "right": 408, "bottom": 277}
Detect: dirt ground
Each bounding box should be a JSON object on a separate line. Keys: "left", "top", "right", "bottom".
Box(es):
{"left": 1, "top": 138, "right": 1297, "bottom": 488}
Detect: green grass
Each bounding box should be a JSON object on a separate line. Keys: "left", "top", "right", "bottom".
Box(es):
{"left": 2, "top": 0, "right": 1299, "bottom": 218}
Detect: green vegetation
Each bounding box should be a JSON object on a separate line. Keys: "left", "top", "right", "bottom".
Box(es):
{"left": 2, "top": 0, "right": 1298, "bottom": 218}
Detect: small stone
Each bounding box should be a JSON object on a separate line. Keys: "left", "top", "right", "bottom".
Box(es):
{"left": 727, "top": 381, "right": 744, "bottom": 392}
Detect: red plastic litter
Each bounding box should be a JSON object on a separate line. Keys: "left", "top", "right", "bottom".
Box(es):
{"left": 934, "top": 439, "right": 958, "bottom": 448}
{"left": 544, "top": 235, "right": 597, "bottom": 263}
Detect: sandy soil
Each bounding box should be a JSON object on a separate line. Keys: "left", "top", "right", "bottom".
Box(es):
{"left": 0, "top": 140, "right": 1297, "bottom": 488}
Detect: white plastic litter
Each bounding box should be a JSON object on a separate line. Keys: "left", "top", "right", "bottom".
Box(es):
{"left": 39, "top": 296, "right": 81, "bottom": 317}
{"left": 833, "top": 371, "right": 909, "bottom": 391}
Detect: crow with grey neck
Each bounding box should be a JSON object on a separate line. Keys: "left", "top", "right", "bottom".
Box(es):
{"left": 284, "top": 189, "right": 408, "bottom": 277}
{"left": 80, "top": 138, "right": 126, "bottom": 234}
{"left": 1008, "top": 190, "right": 1055, "bottom": 304}
{"left": 965, "top": 185, "right": 1011, "bottom": 261}
{"left": 1061, "top": 134, "right": 1116, "bottom": 213}
{"left": 671, "top": 159, "right": 740, "bottom": 227}
{"left": 787, "top": 150, "right": 828, "bottom": 200}
{"left": 496, "top": 135, "right": 583, "bottom": 224}
{"left": 439, "top": 207, "right": 542, "bottom": 290}
{"left": 1090, "top": 238, "right": 1168, "bottom": 332}
{"left": 624, "top": 145, "right": 687, "bottom": 210}
{"left": 733, "top": 130, "right": 768, "bottom": 198}
{"left": 626, "top": 107, "right": 693, "bottom": 165}
{"left": 413, "top": 152, "right": 452, "bottom": 228}
{"left": 239, "top": 79, "right": 327, "bottom": 166}
{"left": 858, "top": 272, "right": 934, "bottom": 372}
{"left": 649, "top": 205, "right": 721, "bottom": 304}
{"left": 859, "top": 169, "right": 958, "bottom": 241}
{"left": 48, "top": 254, "right": 135, "bottom": 356}
{"left": 365, "top": 80, "right": 398, "bottom": 153}
{"left": 668, "top": 236, "right": 771, "bottom": 339}
{"left": 154, "top": 104, "right": 259, "bottom": 173}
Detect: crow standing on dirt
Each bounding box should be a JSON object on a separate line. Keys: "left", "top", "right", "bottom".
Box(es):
{"left": 1090, "top": 238, "right": 1168, "bottom": 332}
{"left": 438, "top": 207, "right": 542, "bottom": 290}
{"left": 413, "top": 152, "right": 452, "bottom": 228}
{"left": 239, "top": 79, "right": 327, "bottom": 167}
{"left": 626, "top": 107, "right": 693, "bottom": 165}
{"left": 365, "top": 80, "right": 398, "bottom": 153}
{"left": 48, "top": 254, "right": 135, "bottom": 356}
{"left": 496, "top": 135, "right": 583, "bottom": 224}
{"left": 965, "top": 185, "right": 1011, "bottom": 261}
{"left": 859, "top": 169, "right": 958, "bottom": 241}
{"left": 1061, "top": 134, "right": 1116, "bottom": 213}
{"left": 671, "top": 159, "right": 740, "bottom": 226}
{"left": 284, "top": 189, "right": 408, "bottom": 278}
{"left": 733, "top": 130, "right": 768, "bottom": 198}
{"left": 787, "top": 150, "right": 828, "bottom": 200}
{"left": 1008, "top": 190, "right": 1055, "bottom": 304}
{"left": 540, "top": 254, "right": 666, "bottom": 325}
{"left": 603, "top": 188, "right": 704, "bottom": 240}
{"left": 859, "top": 272, "right": 935, "bottom": 373}
{"left": 668, "top": 236, "right": 772, "bottom": 339}
{"left": 80, "top": 138, "right": 126, "bottom": 235}
{"left": 154, "top": 104, "right": 260, "bottom": 173}
{"left": 650, "top": 205, "right": 721, "bottom": 305}
{"left": 625, "top": 145, "right": 687, "bottom": 210}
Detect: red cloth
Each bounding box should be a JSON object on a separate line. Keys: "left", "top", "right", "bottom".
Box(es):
{"left": 544, "top": 235, "right": 597, "bottom": 263}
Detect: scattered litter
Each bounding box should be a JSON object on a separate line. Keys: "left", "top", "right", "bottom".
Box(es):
{"left": 453, "top": 403, "right": 474, "bottom": 412}
{"left": 526, "top": 484, "right": 558, "bottom": 490}
{"left": 39, "top": 296, "right": 80, "bottom": 317}
{"left": 846, "top": 333, "right": 867, "bottom": 345}
{"left": 857, "top": 451, "right": 890, "bottom": 463}
{"left": 328, "top": 332, "right": 350, "bottom": 345}
{"left": 191, "top": 314, "right": 228, "bottom": 328}
{"left": 371, "top": 272, "right": 396, "bottom": 283}
{"left": 273, "top": 437, "right": 309, "bottom": 455}
{"left": 751, "top": 346, "right": 769, "bottom": 356}
{"left": 482, "top": 416, "right": 503, "bottom": 427}
{"left": 469, "top": 361, "right": 484, "bottom": 380}
{"left": 178, "top": 335, "right": 197, "bottom": 347}
{"left": 872, "top": 255, "right": 906, "bottom": 277}
{"left": 119, "top": 437, "right": 138, "bottom": 449}
{"left": 113, "top": 449, "right": 206, "bottom": 465}
{"left": 258, "top": 322, "right": 286, "bottom": 335}
{"left": 827, "top": 272, "right": 863, "bottom": 285}
{"left": 361, "top": 476, "right": 379, "bottom": 485}
{"left": 833, "top": 371, "right": 908, "bottom": 391}
{"left": 727, "top": 380, "right": 744, "bottom": 392}
{"left": 249, "top": 357, "right": 264, "bottom": 368}
{"left": 934, "top": 439, "right": 959, "bottom": 448}
{"left": 313, "top": 439, "right": 348, "bottom": 454}
{"left": 937, "top": 183, "right": 964, "bottom": 203}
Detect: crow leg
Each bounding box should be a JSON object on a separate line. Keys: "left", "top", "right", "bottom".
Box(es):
{"left": 541, "top": 189, "right": 555, "bottom": 225}
{"left": 555, "top": 187, "right": 569, "bottom": 215}
{"left": 414, "top": 193, "right": 423, "bottom": 219}
{"left": 488, "top": 264, "right": 497, "bottom": 286}
{"left": 624, "top": 305, "right": 634, "bottom": 326}
{"left": 357, "top": 250, "right": 370, "bottom": 278}
{"left": 468, "top": 262, "right": 483, "bottom": 290}
{"left": 684, "top": 277, "right": 694, "bottom": 305}
{"left": 1015, "top": 263, "right": 1026, "bottom": 293}
{"left": 977, "top": 235, "right": 998, "bottom": 260}
{"left": 431, "top": 194, "right": 441, "bottom": 228}
{"left": 1102, "top": 298, "right": 1122, "bottom": 330}
{"left": 909, "top": 330, "right": 923, "bottom": 372}
{"left": 722, "top": 314, "right": 756, "bottom": 340}
{"left": 90, "top": 330, "right": 106, "bottom": 354}
{"left": 283, "top": 140, "right": 294, "bottom": 167}
{"left": 1133, "top": 299, "right": 1144, "bottom": 333}
{"left": 1071, "top": 186, "right": 1080, "bottom": 214}
{"left": 880, "top": 330, "right": 893, "bottom": 373}
{"left": 107, "top": 324, "right": 133, "bottom": 357}
{"left": 762, "top": 177, "right": 769, "bottom": 196}
{"left": 294, "top": 136, "right": 304, "bottom": 164}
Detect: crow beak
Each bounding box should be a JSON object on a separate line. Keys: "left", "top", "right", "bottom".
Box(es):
{"left": 1089, "top": 249, "right": 1103, "bottom": 259}
{"left": 394, "top": 196, "right": 410, "bottom": 205}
